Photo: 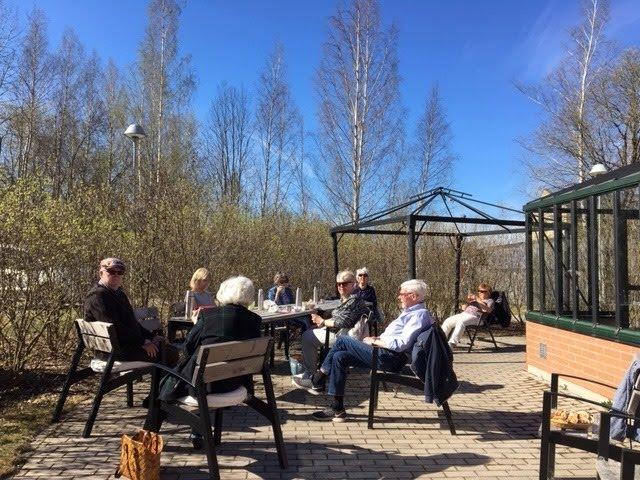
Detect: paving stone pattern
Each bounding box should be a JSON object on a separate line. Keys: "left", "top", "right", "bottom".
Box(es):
{"left": 13, "top": 335, "right": 598, "bottom": 479}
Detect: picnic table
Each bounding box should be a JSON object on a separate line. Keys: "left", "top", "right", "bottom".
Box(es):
{"left": 167, "top": 299, "right": 342, "bottom": 343}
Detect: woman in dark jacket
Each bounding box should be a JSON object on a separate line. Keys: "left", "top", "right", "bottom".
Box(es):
{"left": 158, "top": 275, "right": 262, "bottom": 447}
{"left": 161, "top": 275, "right": 262, "bottom": 397}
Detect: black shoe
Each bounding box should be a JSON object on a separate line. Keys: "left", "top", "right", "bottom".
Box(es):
{"left": 311, "top": 408, "right": 346, "bottom": 422}
{"left": 190, "top": 433, "right": 203, "bottom": 450}
{"left": 292, "top": 376, "right": 324, "bottom": 395}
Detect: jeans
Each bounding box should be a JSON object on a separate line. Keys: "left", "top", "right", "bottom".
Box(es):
{"left": 301, "top": 327, "right": 338, "bottom": 373}
{"left": 320, "top": 336, "right": 407, "bottom": 397}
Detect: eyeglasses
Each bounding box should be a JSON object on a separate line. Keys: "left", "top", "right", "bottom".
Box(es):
{"left": 336, "top": 282, "right": 351, "bottom": 287}
{"left": 357, "top": 273, "right": 368, "bottom": 277}
{"left": 398, "top": 291, "right": 412, "bottom": 297}
{"left": 104, "top": 268, "right": 125, "bottom": 276}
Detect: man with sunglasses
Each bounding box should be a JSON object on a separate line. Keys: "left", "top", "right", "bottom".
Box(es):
{"left": 440, "top": 282, "right": 494, "bottom": 348}
{"left": 84, "top": 257, "right": 178, "bottom": 365}
{"left": 294, "top": 270, "right": 369, "bottom": 381}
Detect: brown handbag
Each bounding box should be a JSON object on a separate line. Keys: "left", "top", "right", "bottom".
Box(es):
{"left": 115, "top": 430, "right": 164, "bottom": 480}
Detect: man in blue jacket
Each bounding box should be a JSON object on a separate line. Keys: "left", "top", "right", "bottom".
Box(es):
{"left": 300, "top": 279, "right": 432, "bottom": 422}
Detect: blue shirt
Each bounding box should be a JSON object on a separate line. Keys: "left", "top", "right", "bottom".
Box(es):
{"left": 267, "top": 286, "right": 294, "bottom": 305}
{"left": 379, "top": 303, "right": 432, "bottom": 352}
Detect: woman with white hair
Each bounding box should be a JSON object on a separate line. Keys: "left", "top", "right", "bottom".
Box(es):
{"left": 159, "top": 275, "right": 262, "bottom": 447}
{"left": 354, "top": 267, "right": 378, "bottom": 313}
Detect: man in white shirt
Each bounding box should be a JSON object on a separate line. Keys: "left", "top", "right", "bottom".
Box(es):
{"left": 301, "top": 279, "right": 432, "bottom": 422}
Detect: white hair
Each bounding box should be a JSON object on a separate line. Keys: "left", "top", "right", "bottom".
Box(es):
{"left": 336, "top": 270, "right": 356, "bottom": 283}
{"left": 216, "top": 276, "right": 255, "bottom": 306}
{"left": 356, "top": 267, "right": 369, "bottom": 276}
{"left": 401, "top": 279, "right": 427, "bottom": 302}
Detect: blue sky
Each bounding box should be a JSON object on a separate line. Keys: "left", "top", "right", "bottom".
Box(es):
{"left": 10, "top": 0, "right": 640, "bottom": 210}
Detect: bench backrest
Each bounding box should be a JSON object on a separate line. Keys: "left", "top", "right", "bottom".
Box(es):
{"left": 75, "top": 319, "right": 116, "bottom": 353}
{"left": 193, "top": 337, "right": 271, "bottom": 385}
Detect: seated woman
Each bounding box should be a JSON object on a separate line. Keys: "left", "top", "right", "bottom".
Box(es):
{"left": 159, "top": 275, "right": 262, "bottom": 447}
{"left": 294, "top": 270, "right": 369, "bottom": 382}
{"left": 441, "top": 282, "right": 494, "bottom": 347}
{"left": 354, "top": 267, "right": 378, "bottom": 314}
{"left": 267, "top": 271, "right": 311, "bottom": 332}
{"left": 267, "top": 272, "right": 295, "bottom": 305}
{"left": 185, "top": 267, "right": 214, "bottom": 320}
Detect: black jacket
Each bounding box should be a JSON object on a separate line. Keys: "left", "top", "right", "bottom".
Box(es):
{"left": 410, "top": 324, "right": 458, "bottom": 406}
{"left": 84, "top": 283, "right": 154, "bottom": 351}
{"left": 159, "top": 304, "right": 262, "bottom": 400}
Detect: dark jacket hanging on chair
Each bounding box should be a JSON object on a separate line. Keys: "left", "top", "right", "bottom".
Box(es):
{"left": 410, "top": 324, "right": 459, "bottom": 406}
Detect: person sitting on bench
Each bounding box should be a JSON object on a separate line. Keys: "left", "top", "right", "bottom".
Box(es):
{"left": 440, "top": 282, "right": 494, "bottom": 348}
{"left": 300, "top": 279, "right": 432, "bottom": 422}
{"left": 84, "top": 257, "right": 178, "bottom": 366}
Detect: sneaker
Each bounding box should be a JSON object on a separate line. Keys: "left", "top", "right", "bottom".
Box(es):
{"left": 311, "top": 408, "right": 346, "bottom": 422}
{"left": 292, "top": 375, "right": 324, "bottom": 395}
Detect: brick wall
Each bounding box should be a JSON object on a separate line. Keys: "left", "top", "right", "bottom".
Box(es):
{"left": 526, "top": 321, "right": 639, "bottom": 398}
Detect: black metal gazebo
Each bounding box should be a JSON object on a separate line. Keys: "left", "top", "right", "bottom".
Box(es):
{"left": 330, "top": 187, "right": 526, "bottom": 304}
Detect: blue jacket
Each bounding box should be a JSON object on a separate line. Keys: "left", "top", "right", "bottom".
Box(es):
{"left": 410, "top": 324, "right": 458, "bottom": 406}
{"left": 610, "top": 358, "right": 640, "bottom": 441}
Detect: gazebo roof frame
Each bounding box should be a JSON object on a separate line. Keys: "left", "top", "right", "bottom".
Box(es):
{"left": 329, "top": 187, "right": 526, "bottom": 298}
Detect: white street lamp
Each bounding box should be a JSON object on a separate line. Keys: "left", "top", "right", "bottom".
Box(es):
{"left": 589, "top": 163, "right": 607, "bottom": 177}
{"left": 124, "top": 124, "right": 146, "bottom": 192}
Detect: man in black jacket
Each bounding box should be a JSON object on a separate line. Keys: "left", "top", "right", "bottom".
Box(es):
{"left": 84, "top": 257, "right": 178, "bottom": 366}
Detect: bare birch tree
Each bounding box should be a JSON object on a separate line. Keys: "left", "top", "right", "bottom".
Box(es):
{"left": 315, "top": 0, "right": 404, "bottom": 222}
{"left": 255, "top": 43, "right": 300, "bottom": 215}
{"left": 203, "top": 83, "right": 252, "bottom": 206}
{"left": 4, "top": 8, "right": 53, "bottom": 180}
{"left": 136, "top": 0, "right": 194, "bottom": 189}
{"left": 519, "top": 0, "right": 609, "bottom": 187}
{"left": 414, "top": 85, "right": 456, "bottom": 192}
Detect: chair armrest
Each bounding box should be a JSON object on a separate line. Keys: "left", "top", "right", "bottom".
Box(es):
{"left": 551, "top": 372, "right": 616, "bottom": 392}
{"left": 545, "top": 390, "right": 611, "bottom": 409}
{"left": 150, "top": 363, "right": 195, "bottom": 388}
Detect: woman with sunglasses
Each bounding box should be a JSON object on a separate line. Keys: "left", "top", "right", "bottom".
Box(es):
{"left": 294, "top": 270, "right": 369, "bottom": 381}
{"left": 441, "top": 282, "right": 494, "bottom": 348}
{"left": 354, "top": 267, "right": 378, "bottom": 314}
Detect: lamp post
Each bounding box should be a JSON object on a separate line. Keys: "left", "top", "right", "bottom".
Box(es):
{"left": 124, "top": 123, "right": 147, "bottom": 193}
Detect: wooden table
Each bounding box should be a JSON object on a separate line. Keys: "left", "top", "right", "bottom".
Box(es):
{"left": 167, "top": 300, "right": 343, "bottom": 363}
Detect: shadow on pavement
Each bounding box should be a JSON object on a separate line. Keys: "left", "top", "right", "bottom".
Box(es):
{"left": 162, "top": 440, "right": 492, "bottom": 480}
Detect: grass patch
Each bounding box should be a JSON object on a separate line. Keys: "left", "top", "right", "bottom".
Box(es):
{"left": 0, "top": 392, "right": 82, "bottom": 478}
{"left": 0, "top": 367, "right": 93, "bottom": 479}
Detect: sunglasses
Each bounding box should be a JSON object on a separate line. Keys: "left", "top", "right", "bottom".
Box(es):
{"left": 477, "top": 289, "right": 488, "bottom": 293}
{"left": 357, "top": 273, "right": 368, "bottom": 277}
{"left": 336, "top": 281, "right": 351, "bottom": 287}
{"left": 104, "top": 268, "right": 125, "bottom": 276}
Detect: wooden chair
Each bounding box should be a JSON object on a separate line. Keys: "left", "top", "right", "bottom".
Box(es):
{"left": 144, "top": 337, "right": 287, "bottom": 480}
{"left": 540, "top": 372, "right": 640, "bottom": 480}
{"left": 367, "top": 325, "right": 456, "bottom": 434}
{"left": 51, "top": 319, "right": 153, "bottom": 437}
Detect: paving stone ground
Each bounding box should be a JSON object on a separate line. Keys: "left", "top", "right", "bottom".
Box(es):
{"left": 12, "top": 334, "right": 598, "bottom": 479}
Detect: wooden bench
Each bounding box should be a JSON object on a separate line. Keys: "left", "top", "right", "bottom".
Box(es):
{"left": 51, "top": 319, "right": 153, "bottom": 437}
{"left": 143, "top": 337, "right": 287, "bottom": 480}
{"left": 540, "top": 372, "right": 640, "bottom": 479}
